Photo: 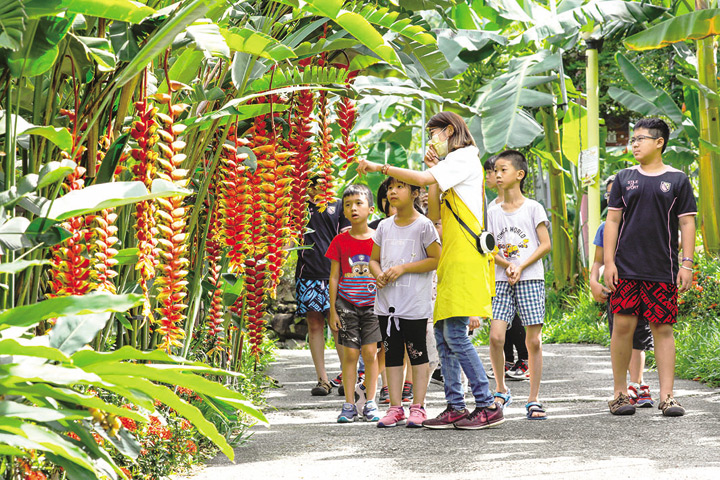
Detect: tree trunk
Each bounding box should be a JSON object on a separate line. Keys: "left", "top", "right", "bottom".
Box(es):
{"left": 696, "top": 1, "right": 720, "bottom": 254}
{"left": 540, "top": 93, "right": 573, "bottom": 287}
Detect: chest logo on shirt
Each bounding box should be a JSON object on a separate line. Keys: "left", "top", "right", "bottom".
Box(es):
{"left": 496, "top": 226, "right": 530, "bottom": 259}
{"left": 626, "top": 180, "right": 639, "bottom": 191}
{"left": 660, "top": 181, "right": 671, "bottom": 193}
{"left": 346, "top": 254, "right": 371, "bottom": 277}
{"left": 327, "top": 205, "right": 336, "bottom": 215}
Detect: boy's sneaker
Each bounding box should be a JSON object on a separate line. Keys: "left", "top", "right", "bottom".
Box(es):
{"left": 402, "top": 382, "right": 413, "bottom": 403}
{"left": 658, "top": 394, "right": 685, "bottom": 417}
{"left": 422, "top": 405, "right": 468, "bottom": 429}
{"left": 377, "top": 406, "right": 406, "bottom": 428}
{"left": 430, "top": 367, "right": 444, "bottom": 386}
{"left": 355, "top": 383, "right": 367, "bottom": 415}
{"left": 311, "top": 380, "right": 332, "bottom": 396}
{"left": 627, "top": 382, "right": 640, "bottom": 404}
{"left": 378, "top": 385, "right": 390, "bottom": 405}
{"left": 608, "top": 392, "right": 636, "bottom": 415}
{"left": 454, "top": 404, "right": 505, "bottom": 430}
{"left": 507, "top": 359, "right": 529, "bottom": 380}
{"left": 363, "top": 400, "right": 380, "bottom": 422}
{"left": 329, "top": 373, "right": 342, "bottom": 388}
{"left": 503, "top": 361, "right": 515, "bottom": 378}
{"left": 406, "top": 404, "right": 427, "bottom": 428}
{"left": 337, "top": 403, "right": 358, "bottom": 423}
{"left": 637, "top": 384, "right": 654, "bottom": 408}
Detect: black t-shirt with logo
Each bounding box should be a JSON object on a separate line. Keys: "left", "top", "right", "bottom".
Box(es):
{"left": 295, "top": 200, "right": 349, "bottom": 280}
{"left": 608, "top": 165, "right": 697, "bottom": 284}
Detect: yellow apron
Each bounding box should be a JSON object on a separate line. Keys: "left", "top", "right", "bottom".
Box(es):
{"left": 433, "top": 189, "right": 494, "bottom": 322}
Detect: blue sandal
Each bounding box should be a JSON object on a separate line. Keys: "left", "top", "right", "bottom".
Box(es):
{"left": 525, "top": 402, "right": 547, "bottom": 420}
{"left": 493, "top": 389, "right": 512, "bottom": 409}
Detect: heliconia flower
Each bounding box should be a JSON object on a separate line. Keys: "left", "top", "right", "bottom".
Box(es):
{"left": 88, "top": 135, "right": 119, "bottom": 293}
{"left": 284, "top": 89, "right": 315, "bottom": 240}
{"left": 150, "top": 88, "right": 190, "bottom": 352}
{"left": 130, "top": 98, "right": 160, "bottom": 319}
{"left": 49, "top": 117, "right": 96, "bottom": 298}
{"left": 218, "top": 128, "right": 254, "bottom": 271}
{"left": 335, "top": 95, "right": 357, "bottom": 170}
{"left": 314, "top": 90, "right": 336, "bottom": 211}
{"left": 204, "top": 176, "right": 229, "bottom": 356}
{"left": 88, "top": 208, "right": 119, "bottom": 293}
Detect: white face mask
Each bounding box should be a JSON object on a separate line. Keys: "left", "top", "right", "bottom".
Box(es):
{"left": 429, "top": 128, "right": 449, "bottom": 158}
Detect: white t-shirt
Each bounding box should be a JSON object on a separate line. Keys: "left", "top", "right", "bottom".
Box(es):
{"left": 487, "top": 198, "right": 549, "bottom": 282}
{"left": 429, "top": 145, "right": 485, "bottom": 228}
{"left": 373, "top": 215, "right": 440, "bottom": 319}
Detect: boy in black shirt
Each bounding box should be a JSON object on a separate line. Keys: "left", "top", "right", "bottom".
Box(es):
{"left": 297, "top": 179, "right": 349, "bottom": 396}
{"left": 604, "top": 118, "right": 697, "bottom": 417}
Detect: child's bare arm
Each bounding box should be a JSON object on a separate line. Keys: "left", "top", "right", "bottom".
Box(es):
{"left": 328, "top": 261, "right": 341, "bottom": 331}
{"left": 369, "top": 244, "right": 388, "bottom": 289}
{"left": 508, "top": 222, "right": 550, "bottom": 284}
{"left": 382, "top": 241, "right": 441, "bottom": 283}
{"left": 494, "top": 253, "right": 511, "bottom": 269}
{"left": 603, "top": 210, "right": 622, "bottom": 291}
{"left": 677, "top": 215, "right": 696, "bottom": 293}
{"left": 427, "top": 184, "right": 441, "bottom": 223}
{"left": 589, "top": 244, "right": 611, "bottom": 302}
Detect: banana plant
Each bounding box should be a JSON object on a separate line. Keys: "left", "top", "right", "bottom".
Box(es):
{"left": 624, "top": 1, "right": 720, "bottom": 254}
{"left": 0, "top": 292, "right": 265, "bottom": 478}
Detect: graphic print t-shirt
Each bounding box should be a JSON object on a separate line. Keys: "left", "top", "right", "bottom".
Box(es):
{"left": 487, "top": 199, "right": 549, "bottom": 282}
{"left": 296, "top": 200, "right": 349, "bottom": 280}
{"left": 325, "top": 231, "right": 376, "bottom": 307}
{"left": 373, "top": 215, "right": 440, "bottom": 319}
{"left": 608, "top": 165, "right": 697, "bottom": 284}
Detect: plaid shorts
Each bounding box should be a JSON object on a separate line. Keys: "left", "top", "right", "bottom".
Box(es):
{"left": 492, "top": 280, "right": 545, "bottom": 328}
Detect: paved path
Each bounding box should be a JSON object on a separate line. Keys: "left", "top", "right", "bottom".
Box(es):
{"left": 179, "top": 344, "right": 720, "bottom": 480}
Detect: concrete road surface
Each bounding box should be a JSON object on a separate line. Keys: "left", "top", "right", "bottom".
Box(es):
{"left": 176, "top": 344, "right": 720, "bottom": 480}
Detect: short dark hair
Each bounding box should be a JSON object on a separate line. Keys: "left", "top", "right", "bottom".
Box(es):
{"left": 496, "top": 149, "right": 528, "bottom": 193}
{"left": 634, "top": 118, "right": 669, "bottom": 153}
{"left": 483, "top": 155, "right": 498, "bottom": 171}
{"left": 342, "top": 184, "right": 374, "bottom": 207}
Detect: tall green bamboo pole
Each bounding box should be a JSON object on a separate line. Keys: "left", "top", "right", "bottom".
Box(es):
{"left": 586, "top": 40, "right": 601, "bottom": 264}
{"left": 540, "top": 86, "right": 572, "bottom": 287}
{"left": 696, "top": 1, "right": 720, "bottom": 255}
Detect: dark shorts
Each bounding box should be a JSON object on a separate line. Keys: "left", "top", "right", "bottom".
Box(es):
{"left": 378, "top": 316, "right": 429, "bottom": 367}
{"left": 295, "top": 278, "right": 330, "bottom": 316}
{"left": 335, "top": 297, "right": 382, "bottom": 349}
{"left": 609, "top": 279, "right": 678, "bottom": 325}
{"left": 606, "top": 303, "right": 654, "bottom": 351}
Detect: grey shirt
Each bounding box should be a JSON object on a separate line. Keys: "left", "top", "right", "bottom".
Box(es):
{"left": 372, "top": 215, "right": 440, "bottom": 319}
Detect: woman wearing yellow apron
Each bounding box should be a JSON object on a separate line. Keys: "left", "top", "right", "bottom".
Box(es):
{"left": 357, "top": 111, "right": 503, "bottom": 430}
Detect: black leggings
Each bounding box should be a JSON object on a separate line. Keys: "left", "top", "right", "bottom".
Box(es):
{"left": 378, "top": 316, "right": 429, "bottom": 367}
{"left": 504, "top": 313, "right": 528, "bottom": 363}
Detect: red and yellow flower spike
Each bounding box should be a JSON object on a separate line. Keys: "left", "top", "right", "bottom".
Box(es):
{"left": 314, "top": 89, "right": 336, "bottom": 211}
{"left": 129, "top": 96, "right": 160, "bottom": 319}
{"left": 49, "top": 111, "right": 95, "bottom": 298}
{"left": 335, "top": 95, "right": 357, "bottom": 170}
{"left": 151, "top": 87, "right": 190, "bottom": 351}
{"left": 285, "top": 87, "right": 315, "bottom": 240}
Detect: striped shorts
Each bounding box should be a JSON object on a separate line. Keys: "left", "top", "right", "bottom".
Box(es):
{"left": 492, "top": 280, "right": 545, "bottom": 328}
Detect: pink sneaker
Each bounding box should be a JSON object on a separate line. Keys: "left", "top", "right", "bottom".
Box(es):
{"left": 406, "top": 404, "right": 427, "bottom": 428}
{"left": 377, "top": 406, "right": 406, "bottom": 428}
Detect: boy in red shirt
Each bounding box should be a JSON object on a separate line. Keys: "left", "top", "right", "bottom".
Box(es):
{"left": 327, "top": 184, "right": 381, "bottom": 423}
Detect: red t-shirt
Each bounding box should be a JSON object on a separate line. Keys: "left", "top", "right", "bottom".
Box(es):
{"left": 325, "top": 231, "right": 376, "bottom": 307}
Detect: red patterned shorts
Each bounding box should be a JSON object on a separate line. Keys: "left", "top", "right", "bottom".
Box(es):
{"left": 609, "top": 279, "right": 678, "bottom": 324}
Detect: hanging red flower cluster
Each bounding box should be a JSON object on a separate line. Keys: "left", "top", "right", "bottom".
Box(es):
{"left": 49, "top": 110, "right": 94, "bottom": 298}
{"left": 88, "top": 135, "right": 119, "bottom": 294}
{"left": 285, "top": 86, "right": 315, "bottom": 240}
{"left": 314, "top": 89, "right": 335, "bottom": 211}
{"left": 151, "top": 88, "right": 190, "bottom": 351}
{"left": 218, "top": 126, "right": 253, "bottom": 271}
{"left": 204, "top": 173, "right": 227, "bottom": 355}
{"left": 335, "top": 96, "right": 357, "bottom": 169}
{"left": 129, "top": 97, "right": 160, "bottom": 319}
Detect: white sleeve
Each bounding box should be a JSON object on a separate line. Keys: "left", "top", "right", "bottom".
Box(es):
{"left": 533, "top": 201, "right": 550, "bottom": 228}
{"left": 428, "top": 153, "right": 473, "bottom": 192}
